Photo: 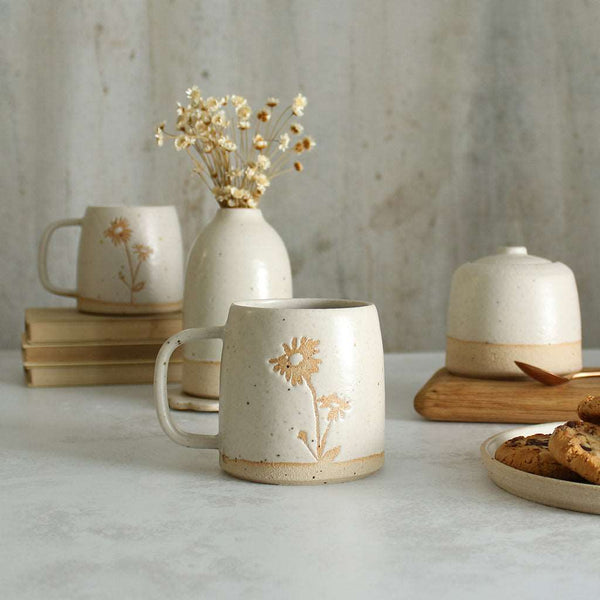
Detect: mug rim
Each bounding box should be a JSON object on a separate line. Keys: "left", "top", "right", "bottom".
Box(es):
{"left": 84, "top": 205, "right": 176, "bottom": 210}
{"left": 232, "top": 298, "right": 374, "bottom": 311}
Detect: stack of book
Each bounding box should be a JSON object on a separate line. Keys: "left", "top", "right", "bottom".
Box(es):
{"left": 22, "top": 308, "right": 183, "bottom": 387}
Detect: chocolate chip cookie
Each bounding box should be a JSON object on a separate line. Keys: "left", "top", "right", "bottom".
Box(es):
{"left": 577, "top": 396, "right": 600, "bottom": 425}
{"left": 495, "top": 433, "right": 582, "bottom": 481}
{"left": 548, "top": 421, "right": 600, "bottom": 484}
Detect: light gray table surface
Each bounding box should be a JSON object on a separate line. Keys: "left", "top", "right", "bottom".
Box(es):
{"left": 2, "top": 349, "right": 599, "bottom": 599}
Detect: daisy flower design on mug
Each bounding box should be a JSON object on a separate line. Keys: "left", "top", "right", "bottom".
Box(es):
{"left": 269, "top": 336, "right": 321, "bottom": 386}
{"left": 104, "top": 218, "right": 132, "bottom": 245}
{"left": 269, "top": 337, "right": 351, "bottom": 462}
{"left": 103, "top": 218, "right": 154, "bottom": 304}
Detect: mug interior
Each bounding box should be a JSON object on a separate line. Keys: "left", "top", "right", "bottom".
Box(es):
{"left": 233, "top": 298, "right": 372, "bottom": 310}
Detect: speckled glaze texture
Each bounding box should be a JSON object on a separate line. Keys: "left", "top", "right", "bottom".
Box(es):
{"left": 182, "top": 209, "right": 292, "bottom": 397}
{"left": 38, "top": 206, "right": 184, "bottom": 314}
{"left": 155, "top": 299, "right": 385, "bottom": 484}
{"left": 446, "top": 246, "right": 582, "bottom": 378}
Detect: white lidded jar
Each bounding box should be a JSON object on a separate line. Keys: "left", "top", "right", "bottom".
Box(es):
{"left": 182, "top": 208, "right": 293, "bottom": 398}
{"left": 446, "top": 246, "right": 582, "bottom": 379}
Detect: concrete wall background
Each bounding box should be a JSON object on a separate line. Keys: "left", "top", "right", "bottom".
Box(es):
{"left": 2, "top": 0, "right": 600, "bottom": 351}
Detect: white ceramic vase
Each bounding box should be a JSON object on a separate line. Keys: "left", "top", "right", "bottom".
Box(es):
{"left": 182, "top": 208, "right": 293, "bottom": 398}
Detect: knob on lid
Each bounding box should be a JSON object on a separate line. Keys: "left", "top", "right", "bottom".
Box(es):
{"left": 497, "top": 246, "right": 527, "bottom": 255}
{"left": 473, "top": 245, "right": 550, "bottom": 265}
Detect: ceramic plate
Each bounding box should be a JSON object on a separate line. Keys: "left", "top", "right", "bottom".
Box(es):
{"left": 481, "top": 422, "right": 600, "bottom": 514}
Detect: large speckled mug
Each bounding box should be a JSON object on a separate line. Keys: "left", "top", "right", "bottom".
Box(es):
{"left": 154, "top": 299, "right": 385, "bottom": 485}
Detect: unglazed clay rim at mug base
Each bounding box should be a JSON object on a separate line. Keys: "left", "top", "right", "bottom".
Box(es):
{"left": 481, "top": 423, "right": 600, "bottom": 514}
{"left": 220, "top": 452, "right": 384, "bottom": 485}
{"left": 77, "top": 297, "right": 182, "bottom": 315}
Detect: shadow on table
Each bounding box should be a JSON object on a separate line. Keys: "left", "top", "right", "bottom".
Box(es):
{"left": 1, "top": 432, "right": 228, "bottom": 482}
{"left": 0, "top": 385, "right": 232, "bottom": 481}
{"left": 2, "top": 433, "right": 227, "bottom": 483}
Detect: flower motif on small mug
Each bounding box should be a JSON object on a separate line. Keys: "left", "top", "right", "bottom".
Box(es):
{"left": 269, "top": 337, "right": 351, "bottom": 462}
{"left": 103, "top": 218, "right": 154, "bottom": 304}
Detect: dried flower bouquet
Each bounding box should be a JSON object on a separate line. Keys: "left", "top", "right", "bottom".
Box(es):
{"left": 155, "top": 88, "right": 315, "bottom": 208}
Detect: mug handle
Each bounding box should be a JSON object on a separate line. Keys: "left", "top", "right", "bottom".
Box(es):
{"left": 154, "top": 327, "right": 224, "bottom": 449}
{"left": 38, "top": 218, "right": 83, "bottom": 297}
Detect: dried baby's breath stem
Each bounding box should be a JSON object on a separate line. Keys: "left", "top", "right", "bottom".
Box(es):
{"left": 269, "top": 167, "right": 294, "bottom": 179}
{"left": 239, "top": 127, "right": 246, "bottom": 161}
{"left": 189, "top": 144, "right": 210, "bottom": 174}
{"left": 265, "top": 105, "right": 291, "bottom": 143}
{"left": 268, "top": 150, "right": 294, "bottom": 175}
{"left": 193, "top": 142, "right": 214, "bottom": 176}
{"left": 185, "top": 148, "right": 212, "bottom": 190}
{"left": 267, "top": 120, "right": 294, "bottom": 156}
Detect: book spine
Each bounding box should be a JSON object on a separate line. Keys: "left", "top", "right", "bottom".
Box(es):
{"left": 24, "top": 362, "right": 183, "bottom": 387}
{"left": 26, "top": 320, "right": 183, "bottom": 343}
{"left": 22, "top": 343, "right": 182, "bottom": 363}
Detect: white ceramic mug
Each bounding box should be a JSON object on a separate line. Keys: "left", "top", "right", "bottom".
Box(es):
{"left": 154, "top": 299, "right": 385, "bottom": 485}
{"left": 38, "top": 206, "right": 184, "bottom": 315}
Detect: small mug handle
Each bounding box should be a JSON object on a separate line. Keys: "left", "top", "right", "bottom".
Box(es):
{"left": 154, "top": 327, "right": 224, "bottom": 449}
{"left": 38, "top": 218, "right": 83, "bottom": 297}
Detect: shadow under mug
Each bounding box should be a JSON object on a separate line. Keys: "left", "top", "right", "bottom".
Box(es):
{"left": 38, "top": 205, "right": 184, "bottom": 315}
{"left": 154, "top": 298, "right": 385, "bottom": 485}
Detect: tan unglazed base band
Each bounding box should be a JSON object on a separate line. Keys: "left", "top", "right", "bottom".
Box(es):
{"left": 220, "top": 452, "right": 384, "bottom": 485}
{"left": 182, "top": 358, "right": 221, "bottom": 398}
{"left": 446, "top": 337, "right": 582, "bottom": 379}
{"left": 78, "top": 296, "right": 182, "bottom": 315}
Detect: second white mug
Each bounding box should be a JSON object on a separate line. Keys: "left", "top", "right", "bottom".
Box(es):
{"left": 38, "top": 205, "right": 184, "bottom": 315}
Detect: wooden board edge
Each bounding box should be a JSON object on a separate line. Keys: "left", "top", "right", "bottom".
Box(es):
{"left": 413, "top": 367, "right": 582, "bottom": 424}
{"left": 413, "top": 368, "right": 447, "bottom": 420}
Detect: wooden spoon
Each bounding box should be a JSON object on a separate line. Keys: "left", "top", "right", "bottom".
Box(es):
{"left": 514, "top": 361, "right": 600, "bottom": 386}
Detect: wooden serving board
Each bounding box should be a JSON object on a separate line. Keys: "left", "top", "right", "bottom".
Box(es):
{"left": 414, "top": 368, "right": 598, "bottom": 423}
